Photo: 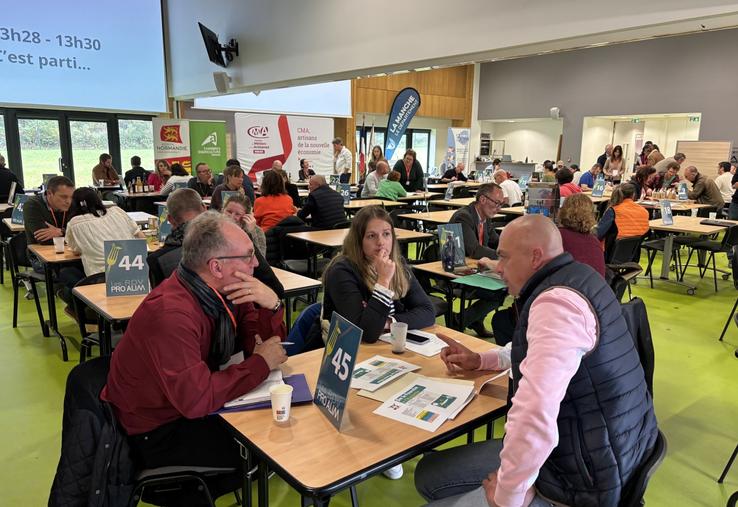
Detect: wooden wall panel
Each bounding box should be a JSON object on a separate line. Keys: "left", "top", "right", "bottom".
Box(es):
{"left": 675, "top": 140, "right": 733, "bottom": 177}
{"left": 354, "top": 65, "right": 474, "bottom": 125}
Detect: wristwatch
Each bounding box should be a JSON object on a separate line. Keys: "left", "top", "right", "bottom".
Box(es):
{"left": 271, "top": 299, "right": 283, "bottom": 313}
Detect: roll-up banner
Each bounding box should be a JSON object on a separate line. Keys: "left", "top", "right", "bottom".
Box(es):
{"left": 153, "top": 119, "right": 192, "bottom": 173}
{"left": 235, "top": 113, "right": 334, "bottom": 181}
{"left": 384, "top": 87, "right": 421, "bottom": 160}
{"left": 189, "top": 120, "right": 228, "bottom": 174}
{"left": 450, "top": 128, "right": 470, "bottom": 170}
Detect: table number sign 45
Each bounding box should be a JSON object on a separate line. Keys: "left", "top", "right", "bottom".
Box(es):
{"left": 104, "top": 239, "right": 151, "bottom": 297}
{"left": 314, "top": 312, "right": 362, "bottom": 431}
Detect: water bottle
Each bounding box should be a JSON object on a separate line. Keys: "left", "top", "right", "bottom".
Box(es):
{"left": 442, "top": 232, "right": 457, "bottom": 273}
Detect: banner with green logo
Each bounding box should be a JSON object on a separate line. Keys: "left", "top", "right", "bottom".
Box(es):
{"left": 190, "top": 120, "right": 228, "bottom": 175}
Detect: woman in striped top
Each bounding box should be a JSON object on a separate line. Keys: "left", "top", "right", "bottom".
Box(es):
{"left": 321, "top": 206, "right": 435, "bottom": 344}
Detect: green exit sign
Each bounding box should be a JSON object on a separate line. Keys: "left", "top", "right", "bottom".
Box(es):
{"left": 689, "top": 116, "right": 700, "bottom": 123}
{"left": 631, "top": 118, "right": 641, "bottom": 123}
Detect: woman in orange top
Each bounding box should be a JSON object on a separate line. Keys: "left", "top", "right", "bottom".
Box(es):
{"left": 253, "top": 169, "right": 296, "bottom": 231}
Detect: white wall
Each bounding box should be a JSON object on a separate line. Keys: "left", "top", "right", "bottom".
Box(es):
{"left": 164, "top": 0, "right": 738, "bottom": 98}
{"left": 580, "top": 118, "right": 614, "bottom": 168}
{"left": 642, "top": 117, "right": 701, "bottom": 155}
{"left": 479, "top": 119, "right": 563, "bottom": 163}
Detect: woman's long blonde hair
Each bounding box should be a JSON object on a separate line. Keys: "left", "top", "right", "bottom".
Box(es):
{"left": 324, "top": 206, "right": 410, "bottom": 297}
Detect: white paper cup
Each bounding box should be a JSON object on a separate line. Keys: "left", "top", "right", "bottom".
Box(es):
{"left": 691, "top": 208, "right": 698, "bottom": 217}
{"left": 390, "top": 322, "right": 408, "bottom": 354}
{"left": 270, "top": 384, "right": 293, "bottom": 424}
{"left": 53, "top": 237, "right": 65, "bottom": 254}
{"left": 709, "top": 212, "right": 717, "bottom": 220}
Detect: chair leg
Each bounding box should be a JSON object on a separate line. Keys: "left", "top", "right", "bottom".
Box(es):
{"left": 12, "top": 278, "right": 19, "bottom": 328}
{"left": 719, "top": 443, "right": 738, "bottom": 483}
{"left": 647, "top": 250, "right": 656, "bottom": 288}
{"left": 681, "top": 248, "right": 695, "bottom": 280}
{"left": 712, "top": 253, "right": 718, "bottom": 292}
{"left": 30, "top": 281, "right": 48, "bottom": 336}
{"left": 719, "top": 297, "right": 738, "bottom": 341}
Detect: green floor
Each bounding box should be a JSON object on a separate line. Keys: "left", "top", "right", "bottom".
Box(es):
{"left": 2, "top": 255, "right": 738, "bottom": 506}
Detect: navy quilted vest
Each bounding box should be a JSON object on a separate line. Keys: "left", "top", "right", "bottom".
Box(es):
{"left": 510, "top": 253, "right": 657, "bottom": 507}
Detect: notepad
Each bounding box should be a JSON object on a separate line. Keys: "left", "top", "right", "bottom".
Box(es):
{"left": 217, "top": 374, "right": 313, "bottom": 413}
{"left": 224, "top": 369, "right": 284, "bottom": 408}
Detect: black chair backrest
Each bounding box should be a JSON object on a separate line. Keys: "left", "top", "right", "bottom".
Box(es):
{"left": 9, "top": 233, "right": 32, "bottom": 271}
{"left": 722, "top": 225, "right": 738, "bottom": 250}
{"left": 76, "top": 272, "right": 106, "bottom": 287}
{"left": 609, "top": 236, "right": 644, "bottom": 265}
{"left": 619, "top": 430, "right": 667, "bottom": 507}
{"left": 149, "top": 248, "right": 182, "bottom": 288}
{"left": 452, "top": 186, "right": 471, "bottom": 199}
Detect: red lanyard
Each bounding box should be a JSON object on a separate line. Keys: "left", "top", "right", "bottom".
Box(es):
{"left": 405, "top": 162, "right": 412, "bottom": 180}
{"left": 47, "top": 204, "right": 66, "bottom": 230}
{"left": 209, "top": 285, "right": 237, "bottom": 331}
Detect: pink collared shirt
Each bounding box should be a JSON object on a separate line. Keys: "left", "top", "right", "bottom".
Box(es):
{"left": 477, "top": 287, "right": 597, "bottom": 507}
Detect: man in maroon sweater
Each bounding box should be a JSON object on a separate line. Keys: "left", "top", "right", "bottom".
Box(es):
{"left": 102, "top": 212, "right": 287, "bottom": 502}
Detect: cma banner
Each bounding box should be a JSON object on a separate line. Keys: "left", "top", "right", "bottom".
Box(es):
{"left": 384, "top": 87, "right": 421, "bottom": 160}
{"left": 235, "top": 113, "right": 334, "bottom": 181}
{"left": 447, "top": 128, "right": 470, "bottom": 172}
{"left": 153, "top": 119, "right": 227, "bottom": 174}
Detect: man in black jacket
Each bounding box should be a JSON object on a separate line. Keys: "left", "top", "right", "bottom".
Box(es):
{"left": 0, "top": 153, "right": 23, "bottom": 203}
{"left": 297, "top": 175, "right": 346, "bottom": 229}
{"left": 450, "top": 183, "right": 506, "bottom": 337}
{"left": 124, "top": 156, "right": 151, "bottom": 188}
{"left": 147, "top": 189, "right": 284, "bottom": 298}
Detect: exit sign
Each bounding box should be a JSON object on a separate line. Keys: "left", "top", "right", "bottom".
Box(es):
{"left": 689, "top": 116, "right": 700, "bottom": 123}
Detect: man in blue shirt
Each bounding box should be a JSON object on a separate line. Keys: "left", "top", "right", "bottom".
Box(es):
{"left": 578, "top": 163, "right": 602, "bottom": 190}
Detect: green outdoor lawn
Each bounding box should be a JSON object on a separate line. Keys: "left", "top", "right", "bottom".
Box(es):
{"left": 20, "top": 149, "right": 154, "bottom": 188}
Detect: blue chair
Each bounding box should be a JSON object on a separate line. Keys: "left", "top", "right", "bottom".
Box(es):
{"left": 284, "top": 303, "right": 321, "bottom": 356}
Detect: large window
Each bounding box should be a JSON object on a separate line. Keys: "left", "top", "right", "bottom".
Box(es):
{"left": 0, "top": 114, "right": 6, "bottom": 155}
{"left": 18, "top": 118, "right": 63, "bottom": 189}
{"left": 70, "top": 121, "right": 110, "bottom": 186}
{"left": 119, "top": 119, "right": 155, "bottom": 172}
{"left": 356, "top": 127, "right": 432, "bottom": 171}
{"left": 1, "top": 108, "right": 153, "bottom": 187}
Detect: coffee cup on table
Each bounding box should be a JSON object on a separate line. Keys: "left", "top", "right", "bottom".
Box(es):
{"left": 53, "top": 237, "right": 65, "bottom": 254}
{"left": 709, "top": 212, "right": 717, "bottom": 220}
{"left": 270, "top": 384, "right": 293, "bottom": 425}
{"left": 390, "top": 322, "right": 408, "bottom": 354}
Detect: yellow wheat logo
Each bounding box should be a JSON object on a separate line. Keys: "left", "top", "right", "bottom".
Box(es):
{"left": 323, "top": 322, "right": 341, "bottom": 364}
{"left": 106, "top": 244, "right": 122, "bottom": 269}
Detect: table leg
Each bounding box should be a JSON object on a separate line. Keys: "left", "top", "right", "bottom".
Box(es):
{"left": 458, "top": 287, "right": 467, "bottom": 331}
{"left": 257, "top": 461, "right": 269, "bottom": 507}
{"left": 659, "top": 234, "right": 674, "bottom": 280}
{"left": 101, "top": 318, "right": 112, "bottom": 356}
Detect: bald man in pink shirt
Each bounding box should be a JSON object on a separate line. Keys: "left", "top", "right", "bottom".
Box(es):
{"left": 415, "top": 215, "right": 657, "bottom": 507}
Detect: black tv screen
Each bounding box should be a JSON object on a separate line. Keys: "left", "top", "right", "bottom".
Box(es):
{"left": 198, "top": 22, "right": 227, "bottom": 67}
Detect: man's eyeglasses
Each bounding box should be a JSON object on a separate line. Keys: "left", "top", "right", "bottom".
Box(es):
{"left": 480, "top": 194, "right": 504, "bottom": 207}
{"left": 213, "top": 252, "right": 256, "bottom": 263}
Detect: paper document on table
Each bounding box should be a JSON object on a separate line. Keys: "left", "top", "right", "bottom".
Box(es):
{"left": 224, "top": 370, "right": 283, "bottom": 408}
{"left": 373, "top": 377, "right": 476, "bottom": 432}
{"left": 350, "top": 355, "right": 420, "bottom": 392}
{"left": 379, "top": 329, "right": 445, "bottom": 356}
{"left": 357, "top": 372, "right": 473, "bottom": 402}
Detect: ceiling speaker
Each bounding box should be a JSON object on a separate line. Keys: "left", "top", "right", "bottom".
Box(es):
{"left": 213, "top": 71, "right": 231, "bottom": 93}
